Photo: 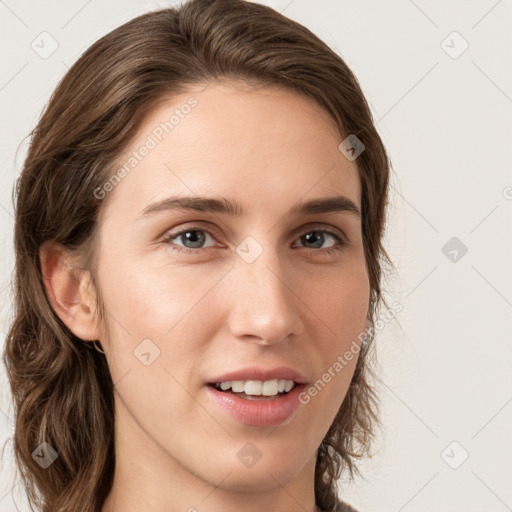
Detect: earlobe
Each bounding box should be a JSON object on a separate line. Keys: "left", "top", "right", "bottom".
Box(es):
{"left": 39, "top": 241, "right": 102, "bottom": 342}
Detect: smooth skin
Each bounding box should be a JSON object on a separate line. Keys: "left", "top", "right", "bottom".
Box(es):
{"left": 40, "top": 81, "right": 370, "bottom": 512}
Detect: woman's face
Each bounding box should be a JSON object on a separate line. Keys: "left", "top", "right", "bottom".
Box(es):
{"left": 95, "top": 81, "right": 370, "bottom": 503}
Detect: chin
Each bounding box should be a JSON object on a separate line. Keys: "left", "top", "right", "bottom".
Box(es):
{"left": 215, "top": 454, "right": 308, "bottom": 492}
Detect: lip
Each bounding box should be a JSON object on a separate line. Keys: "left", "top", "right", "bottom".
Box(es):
{"left": 206, "top": 366, "right": 309, "bottom": 385}
{"left": 206, "top": 382, "right": 307, "bottom": 427}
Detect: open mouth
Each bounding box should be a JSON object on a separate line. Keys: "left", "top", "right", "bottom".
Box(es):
{"left": 206, "top": 377, "right": 306, "bottom": 426}
{"left": 208, "top": 379, "right": 296, "bottom": 400}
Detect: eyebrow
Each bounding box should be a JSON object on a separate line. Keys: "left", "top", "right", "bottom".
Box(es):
{"left": 139, "top": 194, "right": 361, "bottom": 220}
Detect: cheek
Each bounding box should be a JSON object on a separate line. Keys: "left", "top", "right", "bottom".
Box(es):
{"left": 306, "top": 264, "right": 370, "bottom": 343}
{"left": 100, "top": 254, "right": 230, "bottom": 335}
{"left": 97, "top": 254, "right": 233, "bottom": 382}
{"left": 301, "top": 265, "right": 369, "bottom": 404}
{"left": 97, "top": 256, "right": 218, "bottom": 428}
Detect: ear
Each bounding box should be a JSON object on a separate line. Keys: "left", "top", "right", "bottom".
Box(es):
{"left": 39, "top": 240, "right": 102, "bottom": 342}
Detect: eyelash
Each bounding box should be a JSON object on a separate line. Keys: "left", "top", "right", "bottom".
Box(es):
{"left": 161, "top": 225, "right": 347, "bottom": 256}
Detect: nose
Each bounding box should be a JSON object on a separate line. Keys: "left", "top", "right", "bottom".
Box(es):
{"left": 226, "top": 243, "right": 304, "bottom": 346}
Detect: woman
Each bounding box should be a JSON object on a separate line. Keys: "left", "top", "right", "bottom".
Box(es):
{"left": 3, "top": 0, "right": 392, "bottom": 510}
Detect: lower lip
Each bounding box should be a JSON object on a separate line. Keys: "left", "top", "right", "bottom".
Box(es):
{"left": 206, "top": 384, "right": 306, "bottom": 427}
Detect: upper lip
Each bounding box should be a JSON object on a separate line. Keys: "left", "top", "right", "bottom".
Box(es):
{"left": 206, "top": 366, "right": 309, "bottom": 385}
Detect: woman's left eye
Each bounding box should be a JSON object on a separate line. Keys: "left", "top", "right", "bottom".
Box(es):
{"left": 294, "top": 230, "right": 345, "bottom": 252}
{"left": 161, "top": 226, "right": 346, "bottom": 254}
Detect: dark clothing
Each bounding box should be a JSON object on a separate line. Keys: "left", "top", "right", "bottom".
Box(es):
{"left": 334, "top": 498, "right": 360, "bottom": 512}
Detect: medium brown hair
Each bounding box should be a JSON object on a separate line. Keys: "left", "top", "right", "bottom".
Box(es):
{"left": 3, "top": 0, "right": 393, "bottom": 510}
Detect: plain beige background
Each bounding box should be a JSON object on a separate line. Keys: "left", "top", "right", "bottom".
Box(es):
{"left": 1, "top": 1, "right": 511, "bottom": 511}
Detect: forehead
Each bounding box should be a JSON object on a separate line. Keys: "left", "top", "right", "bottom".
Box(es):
{"left": 102, "top": 81, "right": 361, "bottom": 220}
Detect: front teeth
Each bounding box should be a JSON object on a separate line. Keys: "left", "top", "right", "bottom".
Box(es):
{"left": 215, "top": 379, "right": 295, "bottom": 396}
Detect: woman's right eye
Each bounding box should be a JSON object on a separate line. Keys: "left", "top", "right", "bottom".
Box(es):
{"left": 161, "top": 227, "right": 218, "bottom": 253}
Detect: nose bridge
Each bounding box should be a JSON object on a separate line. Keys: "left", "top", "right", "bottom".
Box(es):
{"left": 227, "top": 235, "right": 302, "bottom": 344}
